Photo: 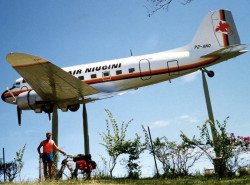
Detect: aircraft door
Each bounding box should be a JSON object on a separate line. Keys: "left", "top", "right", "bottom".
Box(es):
{"left": 167, "top": 60, "right": 180, "bottom": 76}
{"left": 139, "top": 59, "right": 151, "bottom": 80}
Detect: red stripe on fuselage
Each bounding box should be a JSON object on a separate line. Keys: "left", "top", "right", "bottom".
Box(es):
{"left": 7, "top": 57, "right": 219, "bottom": 98}
{"left": 85, "top": 57, "right": 219, "bottom": 84}
{"left": 3, "top": 89, "right": 30, "bottom": 99}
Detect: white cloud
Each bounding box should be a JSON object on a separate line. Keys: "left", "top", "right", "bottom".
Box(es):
{"left": 149, "top": 120, "right": 170, "bottom": 128}
{"left": 178, "top": 115, "right": 200, "bottom": 124}
{"left": 149, "top": 115, "right": 199, "bottom": 129}
{"left": 182, "top": 71, "right": 200, "bottom": 82}
{"left": 180, "top": 115, "right": 189, "bottom": 119}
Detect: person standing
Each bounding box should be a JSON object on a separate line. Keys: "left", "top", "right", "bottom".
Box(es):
{"left": 37, "top": 132, "right": 65, "bottom": 180}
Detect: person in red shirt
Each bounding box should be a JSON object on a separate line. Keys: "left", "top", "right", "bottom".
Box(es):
{"left": 37, "top": 132, "right": 65, "bottom": 180}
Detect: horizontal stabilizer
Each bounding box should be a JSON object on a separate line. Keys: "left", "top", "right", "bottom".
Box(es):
{"left": 201, "top": 44, "right": 247, "bottom": 58}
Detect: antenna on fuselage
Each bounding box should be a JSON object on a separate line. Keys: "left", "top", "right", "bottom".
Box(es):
{"left": 130, "top": 49, "right": 133, "bottom": 56}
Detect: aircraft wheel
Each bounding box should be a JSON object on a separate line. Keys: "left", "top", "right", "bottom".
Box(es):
{"left": 207, "top": 70, "right": 214, "bottom": 78}
{"left": 68, "top": 104, "right": 80, "bottom": 112}
{"left": 43, "top": 104, "right": 54, "bottom": 113}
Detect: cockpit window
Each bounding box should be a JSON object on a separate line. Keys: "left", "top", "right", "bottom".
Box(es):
{"left": 15, "top": 82, "right": 20, "bottom": 88}
{"left": 23, "top": 79, "right": 26, "bottom": 83}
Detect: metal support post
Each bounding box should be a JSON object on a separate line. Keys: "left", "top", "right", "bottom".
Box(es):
{"left": 52, "top": 105, "right": 58, "bottom": 169}
{"left": 201, "top": 70, "right": 219, "bottom": 157}
{"left": 83, "top": 104, "right": 90, "bottom": 155}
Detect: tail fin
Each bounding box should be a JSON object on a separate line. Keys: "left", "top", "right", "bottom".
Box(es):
{"left": 189, "top": 9, "right": 241, "bottom": 50}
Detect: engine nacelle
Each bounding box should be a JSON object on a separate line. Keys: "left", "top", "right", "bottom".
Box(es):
{"left": 17, "top": 90, "right": 80, "bottom": 113}
{"left": 17, "top": 90, "right": 43, "bottom": 113}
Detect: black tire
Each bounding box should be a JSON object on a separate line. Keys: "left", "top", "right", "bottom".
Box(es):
{"left": 43, "top": 104, "right": 54, "bottom": 113}
{"left": 68, "top": 104, "right": 80, "bottom": 112}
{"left": 56, "top": 165, "right": 72, "bottom": 180}
{"left": 72, "top": 168, "right": 78, "bottom": 179}
{"left": 207, "top": 71, "right": 215, "bottom": 78}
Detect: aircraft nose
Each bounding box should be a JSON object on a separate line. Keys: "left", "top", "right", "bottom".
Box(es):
{"left": 1, "top": 90, "right": 7, "bottom": 102}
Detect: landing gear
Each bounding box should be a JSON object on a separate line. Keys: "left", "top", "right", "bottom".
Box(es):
{"left": 68, "top": 104, "right": 80, "bottom": 112}
{"left": 43, "top": 104, "right": 54, "bottom": 113}
{"left": 201, "top": 68, "right": 214, "bottom": 78}
{"left": 42, "top": 104, "right": 54, "bottom": 121}
{"left": 207, "top": 71, "right": 214, "bottom": 78}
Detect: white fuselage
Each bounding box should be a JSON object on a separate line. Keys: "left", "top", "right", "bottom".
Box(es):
{"left": 4, "top": 48, "right": 220, "bottom": 105}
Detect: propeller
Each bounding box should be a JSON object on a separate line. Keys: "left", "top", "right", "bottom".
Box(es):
{"left": 48, "top": 113, "right": 51, "bottom": 122}
{"left": 17, "top": 106, "right": 22, "bottom": 126}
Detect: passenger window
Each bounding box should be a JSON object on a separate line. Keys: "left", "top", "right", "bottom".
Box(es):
{"left": 103, "top": 71, "right": 110, "bottom": 77}
{"left": 116, "top": 70, "right": 122, "bottom": 75}
{"left": 15, "top": 82, "right": 20, "bottom": 88}
{"left": 78, "top": 76, "right": 84, "bottom": 80}
{"left": 129, "top": 68, "right": 135, "bottom": 73}
{"left": 91, "top": 74, "right": 97, "bottom": 79}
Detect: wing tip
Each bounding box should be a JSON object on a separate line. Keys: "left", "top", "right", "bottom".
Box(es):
{"left": 6, "top": 53, "right": 49, "bottom": 67}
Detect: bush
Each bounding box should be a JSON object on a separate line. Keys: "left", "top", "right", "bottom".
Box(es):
{"left": 238, "top": 166, "right": 249, "bottom": 177}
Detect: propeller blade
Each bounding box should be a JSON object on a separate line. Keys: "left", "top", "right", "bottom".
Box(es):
{"left": 17, "top": 106, "right": 22, "bottom": 126}
{"left": 48, "top": 113, "right": 51, "bottom": 122}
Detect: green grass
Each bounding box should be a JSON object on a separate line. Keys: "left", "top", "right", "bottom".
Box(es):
{"left": 5, "top": 176, "right": 250, "bottom": 185}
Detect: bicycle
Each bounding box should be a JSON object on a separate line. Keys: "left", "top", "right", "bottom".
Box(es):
{"left": 55, "top": 154, "right": 96, "bottom": 180}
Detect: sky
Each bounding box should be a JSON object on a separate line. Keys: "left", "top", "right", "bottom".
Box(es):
{"left": 0, "top": 0, "right": 250, "bottom": 181}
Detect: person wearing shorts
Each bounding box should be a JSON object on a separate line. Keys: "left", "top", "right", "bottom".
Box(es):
{"left": 37, "top": 132, "right": 65, "bottom": 180}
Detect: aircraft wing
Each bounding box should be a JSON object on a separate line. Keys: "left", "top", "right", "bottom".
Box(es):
{"left": 201, "top": 44, "right": 247, "bottom": 59}
{"left": 6, "top": 53, "right": 99, "bottom": 102}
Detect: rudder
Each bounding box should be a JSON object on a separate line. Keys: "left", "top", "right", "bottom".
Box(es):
{"left": 189, "top": 9, "right": 241, "bottom": 50}
{"left": 213, "top": 9, "right": 240, "bottom": 47}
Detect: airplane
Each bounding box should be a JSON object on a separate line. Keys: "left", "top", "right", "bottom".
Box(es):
{"left": 1, "top": 9, "right": 248, "bottom": 126}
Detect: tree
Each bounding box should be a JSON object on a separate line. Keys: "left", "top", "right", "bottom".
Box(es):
{"left": 0, "top": 161, "right": 3, "bottom": 180}
{"left": 226, "top": 133, "right": 250, "bottom": 175}
{"left": 181, "top": 118, "right": 249, "bottom": 177}
{"left": 146, "top": 0, "right": 193, "bottom": 17}
{"left": 99, "top": 109, "right": 133, "bottom": 177}
{"left": 0, "top": 144, "right": 26, "bottom": 182}
{"left": 125, "top": 134, "right": 146, "bottom": 179}
{"left": 145, "top": 135, "right": 202, "bottom": 177}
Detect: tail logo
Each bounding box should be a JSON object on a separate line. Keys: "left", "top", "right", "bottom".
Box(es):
{"left": 215, "top": 21, "right": 233, "bottom": 36}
